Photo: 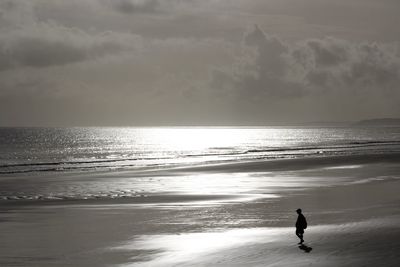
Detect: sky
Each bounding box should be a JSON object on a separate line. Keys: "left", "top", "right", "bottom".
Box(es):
{"left": 0, "top": 0, "right": 400, "bottom": 126}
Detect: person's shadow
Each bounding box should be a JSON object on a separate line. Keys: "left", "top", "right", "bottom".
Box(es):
{"left": 298, "top": 244, "right": 313, "bottom": 253}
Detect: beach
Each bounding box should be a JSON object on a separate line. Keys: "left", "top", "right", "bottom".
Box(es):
{"left": 1, "top": 153, "right": 400, "bottom": 266}
{"left": 2, "top": 0, "right": 400, "bottom": 264}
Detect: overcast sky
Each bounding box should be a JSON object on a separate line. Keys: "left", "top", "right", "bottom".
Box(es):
{"left": 1, "top": 0, "right": 400, "bottom": 126}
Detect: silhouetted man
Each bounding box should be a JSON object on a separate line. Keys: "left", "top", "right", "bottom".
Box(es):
{"left": 295, "top": 208, "right": 307, "bottom": 244}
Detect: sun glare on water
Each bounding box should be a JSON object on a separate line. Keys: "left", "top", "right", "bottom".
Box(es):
{"left": 141, "top": 127, "right": 258, "bottom": 151}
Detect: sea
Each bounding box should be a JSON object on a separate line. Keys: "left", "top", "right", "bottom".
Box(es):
{"left": 1, "top": 126, "right": 400, "bottom": 201}
{"left": 1, "top": 126, "right": 400, "bottom": 175}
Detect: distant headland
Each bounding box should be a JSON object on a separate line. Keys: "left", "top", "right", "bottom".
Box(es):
{"left": 296, "top": 118, "right": 400, "bottom": 127}
{"left": 354, "top": 118, "right": 400, "bottom": 126}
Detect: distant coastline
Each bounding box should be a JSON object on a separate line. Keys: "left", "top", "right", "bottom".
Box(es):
{"left": 296, "top": 118, "right": 400, "bottom": 127}
{"left": 353, "top": 118, "right": 400, "bottom": 126}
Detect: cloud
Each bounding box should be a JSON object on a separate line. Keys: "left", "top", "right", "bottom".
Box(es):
{"left": 106, "top": 0, "right": 161, "bottom": 14}
{"left": 0, "top": 1, "right": 143, "bottom": 71}
{"left": 1, "top": 1, "right": 399, "bottom": 125}
{"left": 0, "top": 0, "right": 36, "bottom": 27}
{"left": 212, "top": 25, "right": 400, "bottom": 101}
{"left": 0, "top": 23, "right": 143, "bottom": 70}
{"left": 104, "top": 0, "right": 227, "bottom": 15}
{"left": 299, "top": 38, "right": 400, "bottom": 92}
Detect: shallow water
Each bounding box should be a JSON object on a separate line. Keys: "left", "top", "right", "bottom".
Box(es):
{"left": 1, "top": 126, "right": 400, "bottom": 174}
{"left": 1, "top": 127, "right": 400, "bottom": 202}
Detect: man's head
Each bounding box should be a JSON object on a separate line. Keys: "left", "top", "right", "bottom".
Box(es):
{"left": 296, "top": 208, "right": 302, "bottom": 214}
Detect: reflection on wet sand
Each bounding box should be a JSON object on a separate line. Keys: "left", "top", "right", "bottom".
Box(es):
{"left": 113, "top": 227, "right": 291, "bottom": 267}
{"left": 113, "top": 218, "right": 400, "bottom": 267}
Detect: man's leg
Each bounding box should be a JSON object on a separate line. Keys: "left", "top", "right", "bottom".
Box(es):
{"left": 296, "top": 229, "right": 304, "bottom": 244}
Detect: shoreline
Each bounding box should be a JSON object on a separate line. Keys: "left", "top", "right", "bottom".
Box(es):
{"left": 1, "top": 152, "right": 399, "bottom": 206}
{"left": 1, "top": 151, "right": 400, "bottom": 179}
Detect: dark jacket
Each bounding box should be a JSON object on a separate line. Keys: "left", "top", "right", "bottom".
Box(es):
{"left": 296, "top": 214, "right": 307, "bottom": 229}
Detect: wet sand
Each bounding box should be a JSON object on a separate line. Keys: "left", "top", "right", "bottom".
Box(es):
{"left": 1, "top": 154, "right": 400, "bottom": 266}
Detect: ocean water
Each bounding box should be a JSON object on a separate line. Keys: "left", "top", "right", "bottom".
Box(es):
{"left": 1, "top": 126, "right": 400, "bottom": 175}
{"left": 1, "top": 127, "right": 400, "bottom": 202}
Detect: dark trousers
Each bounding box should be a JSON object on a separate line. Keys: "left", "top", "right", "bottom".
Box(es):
{"left": 296, "top": 228, "right": 304, "bottom": 241}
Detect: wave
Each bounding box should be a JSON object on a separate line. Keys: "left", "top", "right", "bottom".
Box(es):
{"left": 246, "top": 141, "right": 400, "bottom": 154}
{"left": 0, "top": 157, "right": 157, "bottom": 169}
{"left": 0, "top": 192, "right": 151, "bottom": 201}
{"left": 1, "top": 140, "right": 400, "bottom": 175}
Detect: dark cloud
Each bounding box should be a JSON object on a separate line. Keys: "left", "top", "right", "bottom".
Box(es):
{"left": 9, "top": 37, "right": 87, "bottom": 68}
{"left": 211, "top": 25, "right": 303, "bottom": 100}
{"left": 244, "top": 25, "right": 288, "bottom": 77}
{"left": 110, "top": 0, "right": 160, "bottom": 14}
{"left": 305, "top": 38, "right": 349, "bottom": 67}
{"left": 299, "top": 40, "right": 400, "bottom": 92}
{"left": 213, "top": 25, "right": 400, "bottom": 102}
{"left": 0, "top": 22, "right": 143, "bottom": 70}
